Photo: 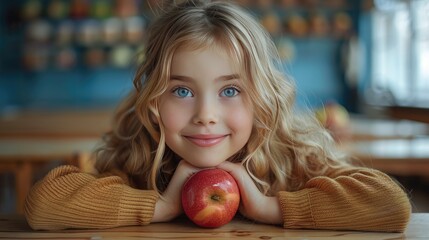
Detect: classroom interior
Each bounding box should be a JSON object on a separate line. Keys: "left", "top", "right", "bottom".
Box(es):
{"left": 1, "top": 0, "right": 428, "bottom": 215}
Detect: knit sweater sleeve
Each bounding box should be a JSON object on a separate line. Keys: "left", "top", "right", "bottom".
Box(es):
{"left": 277, "top": 167, "right": 411, "bottom": 232}
{"left": 24, "top": 165, "right": 158, "bottom": 230}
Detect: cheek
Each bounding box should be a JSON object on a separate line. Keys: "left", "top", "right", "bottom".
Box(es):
{"left": 225, "top": 104, "right": 254, "bottom": 133}
{"left": 159, "top": 101, "right": 191, "bottom": 132}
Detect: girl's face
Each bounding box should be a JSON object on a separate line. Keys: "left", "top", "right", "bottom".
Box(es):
{"left": 158, "top": 45, "right": 253, "bottom": 168}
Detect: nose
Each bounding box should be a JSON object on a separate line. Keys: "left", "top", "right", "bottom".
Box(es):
{"left": 192, "top": 97, "right": 219, "bottom": 125}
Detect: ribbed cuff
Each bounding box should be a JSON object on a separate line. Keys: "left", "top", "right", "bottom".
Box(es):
{"left": 277, "top": 190, "right": 315, "bottom": 229}
{"left": 118, "top": 188, "right": 159, "bottom": 226}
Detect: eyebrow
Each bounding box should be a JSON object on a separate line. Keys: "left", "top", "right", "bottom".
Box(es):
{"left": 170, "top": 74, "right": 240, "bottom": 82}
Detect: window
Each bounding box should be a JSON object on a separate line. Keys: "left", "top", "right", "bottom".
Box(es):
{"left": 369, "top": 0, "right": 429, "bottom": 107}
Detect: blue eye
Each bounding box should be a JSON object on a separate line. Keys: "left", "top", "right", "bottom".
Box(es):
{"left": 221, "top": 86, "right": 240, "bottom": 97}
{"left": 172, "top": 87, "right": 193, "bottom": 98}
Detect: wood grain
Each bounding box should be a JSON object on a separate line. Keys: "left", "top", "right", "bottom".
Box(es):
{"left": 0, "top": 214, "right": 427, "bottom": 239}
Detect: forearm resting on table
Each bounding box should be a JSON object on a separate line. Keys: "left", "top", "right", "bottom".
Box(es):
{"left": 24, "top": 165, "right": 158, "bottom": 230}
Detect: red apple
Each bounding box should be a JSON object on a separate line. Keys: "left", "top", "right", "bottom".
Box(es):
{"left": 181, "top": 169, "right": 240, "bottom": 228}
{"left": 315, "top": 102, "right": 351, "bottom": 141}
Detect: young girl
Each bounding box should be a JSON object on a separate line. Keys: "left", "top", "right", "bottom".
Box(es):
{"left": 25, "top": 0, "right": 411, "bottom": 232}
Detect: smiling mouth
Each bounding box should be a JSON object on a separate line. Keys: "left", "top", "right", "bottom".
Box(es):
{"left": 185, "top": 135, "right": 228, "bottom": 147}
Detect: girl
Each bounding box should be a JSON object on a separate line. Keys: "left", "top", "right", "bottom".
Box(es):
{"left": 25, "top": 0, "right": 411, "bottom": 232}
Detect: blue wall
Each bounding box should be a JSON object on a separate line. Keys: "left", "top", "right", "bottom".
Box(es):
{"left": 287, "top": 38, "right": 345, "bottom": 109}
{"left": 0, "top": 1, "right": 352, "bottom": 112}
{"left": 0, "top": 42, "right": 345, "bottom": 111}
{"left": 0, "top": 68, "right": 134, "bottom": 110}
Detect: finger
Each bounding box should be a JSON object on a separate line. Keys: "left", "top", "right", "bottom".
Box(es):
{"left": 177, "top": 160, "right": 202, "bottom": 177}
{"left": 217, "top": 161, "right": 237, "bottom": 172}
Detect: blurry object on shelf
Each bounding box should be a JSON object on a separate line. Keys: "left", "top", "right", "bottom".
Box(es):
{"left": 250, "top": 0, "right": 356, "bottom": 39}
{"left": 332, "top": 12, "right": 353, "bottom": 38}
{"left": 326, "top": 0, "right": 347, "bottom": 8}
{"left": 315, "top": 102, "right": 351, "bottom": 142}
{"left": 285, "top": 14, "right": 308, "bottom": 37}
{"left": 92, "top": 0, "right": 112, "bottom": 19}
{"left": 124, "top": 17, "right": 145, "bottom": 44}
{"left": 26, "top": 20, "right": 52, "bottom": 43}
{"left": 260, "top": 12, "right": 281, "bottom": 35}
{"left": 56, "top": 21, "right": 75, "bottom": 46}
{"left": 21, "top": 0, "right": 42, "bottom": 21}
{"left": 22, "top": 45, "right": 49, "bottom": 71}
{"left": 102, "top": 18, "right": 123, "bottom": 45}
{"left": 279, "top": 0, "right": 297, "bottom": 8}
{"left": 309, "top": 13, "right": 330, "bottom": 37}
{"left": 115, "top": 0, "right": 139, "bottom": 18}
{"left": 70, "top": 0, "right": 90, "bottom": 19}
{"left": 274, "top": 37, "right": 295, "bottom": 61}
{"left": 76, "top": 20, "right": 101, "bottom": 46}
{"left": 302, "top": 0, "right": 319, "bottom": 8}
{"left": 55, "top": 48, "right": 77, "bottom": 69}
{"left": 110, "top": 45, "right": 134, "bottom": 68}
{"left": 48, "top": 0, "right": 70, "bottom": 20}
{"left": 361, "top": 0, "right": 374, "bottom": 11}
{"left": 85, "top": 48, "right": 105, "bottom": 68}
{"left": 11, "top": 0, "right": 355, "bottom": 75}
{"left": 256, "top": 0, "right": 273, "bottom": 9}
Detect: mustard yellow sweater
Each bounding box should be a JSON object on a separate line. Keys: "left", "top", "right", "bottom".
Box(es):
{"left": 24, "top": 165, "right": 411, "bottom": 232}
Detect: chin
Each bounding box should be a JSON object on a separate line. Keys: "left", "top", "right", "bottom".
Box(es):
{"left": 186, "top": 158, "right": 225, "bottom": 168}
{"left": 192, "top": 161, "right": 221, "bottom": 168}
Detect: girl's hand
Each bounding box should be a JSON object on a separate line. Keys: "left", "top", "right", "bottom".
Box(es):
{"left": 217, "top": 161, "right": 283, "bottom": 225}
{"left": 152, "top": 160, "right": 200, "bottom": 222}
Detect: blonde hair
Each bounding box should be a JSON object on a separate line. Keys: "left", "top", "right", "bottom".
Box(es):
{"left": 95, "top": 0, "right": 351, "bottom": 196}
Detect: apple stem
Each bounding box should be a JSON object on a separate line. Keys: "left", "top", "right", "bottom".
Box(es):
{"left": 211, "top": 195, "right": 220, "bottom": 202}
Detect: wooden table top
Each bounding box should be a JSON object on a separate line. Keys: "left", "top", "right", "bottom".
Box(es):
{"left": 0, "top": 214, "right": 427, "bottom": 239}
{"left": 1, "top": 110, "right": 427, "bottom": 139}
{"left": 0, "top": 109, "right": 113, "bottom": 138}
{"left": 349, "top": 137, "right": 429, "bottom": 160}
{"left": 1, "top": 110, "right": 429, "bottom": 177}
{"left": 0, "top": 138, "right": 100, "bottom": 161}
{"left": 349, "top": 116, "right": 429, "bottom": 140}
{"left": 342, "top": 136, "right": 429, "bottom": 177}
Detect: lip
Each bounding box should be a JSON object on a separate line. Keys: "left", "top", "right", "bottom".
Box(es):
{"left": 184, "top": 134, "right": 228, "bottom": 147}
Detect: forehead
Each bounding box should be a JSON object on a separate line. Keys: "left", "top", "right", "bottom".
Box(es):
{"left": 170, "top": 46, "right": 232, "bottom": 79}
{"left": 171, "top": 41, "right": 244, "bottom": 75}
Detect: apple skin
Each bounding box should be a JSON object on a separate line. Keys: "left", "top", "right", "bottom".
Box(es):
{"left": 315, "top": 102, "right": 349, "bottom": 129}
{"left": 181, "top": 169, "right": 240, "bottom": 228}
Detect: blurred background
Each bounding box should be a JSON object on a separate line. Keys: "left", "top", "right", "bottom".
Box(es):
{"left": 0, "top": 0, "right": 428, "bottom": 215}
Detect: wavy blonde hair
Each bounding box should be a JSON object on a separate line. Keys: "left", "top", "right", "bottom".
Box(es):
{"left": 95, "top": 0, "right": 351, "bottom": 196}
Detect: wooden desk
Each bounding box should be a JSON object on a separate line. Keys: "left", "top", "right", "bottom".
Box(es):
{"left": 0, "top": 214, "right": 427, "bottom": 239}
{"left": 0, "top": 109, "right": 112, "bottom": 138}
{"left": 0, "top": 109, "right": 112, "bottom": 214}
{"left": 0, "top": 138, "right": 100, "bottom": 214}
{"left": 343, "top": 117, "right": 429, "bottom": 177}
{"left": 1, "top": 111, "right": 428, "bottom": 213}
{"left": 346, "top": 137, "right": 429, "bottom": 177}
{"left": 349, "top": 116, "right": 429, "bottom": 140}
{"left": 387, "top": 105, "right": 429, "bottom": 124}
